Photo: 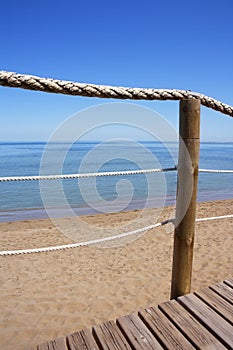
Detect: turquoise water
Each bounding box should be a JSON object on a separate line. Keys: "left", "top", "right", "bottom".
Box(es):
{"left": 0, "top": 141, "right": 232, "bottom": 222}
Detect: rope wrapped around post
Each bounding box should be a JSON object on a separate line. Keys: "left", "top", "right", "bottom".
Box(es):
{"left": 0, "top": 71, "right": 233, "bottom": 117}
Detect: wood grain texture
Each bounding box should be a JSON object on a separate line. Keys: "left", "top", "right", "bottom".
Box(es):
{"left": 195, "top": 287, "right": 233, "bottom": 324}
{"left": 139, "top": 306, "right": 194, "bottom": 349}
{"left": 178, "top": 293, "right": 233, "bottom": 349}
{"left": 224, "top": 278, "right": 233, "bottom": 288}
{"left": 37, "top": 337, "right": 67, "bottom": 350}
{"left": 66, "top": 329, "right": 98, "bottom": 350}
{"left": 93, "top": 320, "right": 131, "bottom": 349}
{"left": 171, "top": 99, "right": 201, "bottom": 299}
{"left": 117, "top": 313, "right": 163, "bottom": 349}
{"left": 159, "top": 299, "right": 226, "bottom": 349}
{"left": 210, "top": 282, "right": 233, "bottom": 304}
{"left": 33, "top": 278, "right": 233, "bottom": 350}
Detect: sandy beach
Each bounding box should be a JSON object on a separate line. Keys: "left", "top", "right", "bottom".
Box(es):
{"left": 0, "top": 199, "right": 232, "bottom": 349}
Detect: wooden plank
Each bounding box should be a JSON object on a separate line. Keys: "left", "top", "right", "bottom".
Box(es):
{"left": 33, "top": 278, "right": 233, "bottom": 350}
{"left": 224, "top": 278, "right": 233, "bottom": 288}
{"left": 37, "top": 337, "right": 67, "bottom": 350}
{"left": 139, "top": 306, "right": 194, "bottom": 349}
{"left": 210, "top": 282, "right": 233, "bottom": 304}
{"left": 93, "top": 320, "right": 131, "bottom": 349}
{"left": 195, "top": 287, "right": 233, "bottom": 324}
{"left": 159, "top": 299, "right": 226, "bottom": 350}
{"left": 66, "top": 328, "right": 98, "bottom": 350}
{"left": 117, "top": 313, "right": 163, "bottom": 349}
{"left": 178, "top": 293, "right": 233, "bottom": 349}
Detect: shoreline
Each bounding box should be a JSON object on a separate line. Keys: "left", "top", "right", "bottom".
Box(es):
{"left": 0, "top": 199, "right": 232, "bottom": 349}
{"left": 1, "top": 198, "right": 232, "bottom": 253}
{"left": 0, "top": 193, "right": 232, "bottom": 223}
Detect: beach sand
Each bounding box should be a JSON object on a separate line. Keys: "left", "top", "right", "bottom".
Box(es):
{"left": 0, "top": 199, "right": 232, "bottom": 349}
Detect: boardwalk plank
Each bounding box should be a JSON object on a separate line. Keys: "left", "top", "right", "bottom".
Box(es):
{"left": 93, "top": 320, "right": 131, "bottom": 349}
{"left": 178, "top": 293, "right": 233, "bottom": 349}
{"left": 66, "top": 329, "right": 98, "bottom": 350}
{"left": 224, "top": 278, "right": 233, "bottom": 289}
{"left": 117, "top": 313, "right": 163, "bottom": 349}
{"left": 37, "top": 337, "right": 67, "bottom": 350}
{"left": 159, "top": 299, "right": 226, "bottom": 349}
{"left": 195, "top": 287, "right": 233, "bottom": 324}
{"left": 210, "top": 282, "right": 233, "bottom": 304}
{"left": 34, "top": 278, "right": 233, "bottom": 350}
{"left": 139, "top": 306, "right": 194, "bottom": 349}
{"left": 66, "top": 329, "right": 99, "bottom": 350}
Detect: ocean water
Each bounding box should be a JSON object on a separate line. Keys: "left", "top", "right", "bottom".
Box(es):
{"left": 0, "top": 141, "right": 232, "bottom": 222}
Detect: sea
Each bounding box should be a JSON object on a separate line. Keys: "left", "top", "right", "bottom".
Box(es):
{"left": 0, "top": 141, "right": 232, "bottom": 222}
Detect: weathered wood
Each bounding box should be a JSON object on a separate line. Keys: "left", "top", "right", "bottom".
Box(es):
{"left": 33, "top": 278, "right": 233, "bottom": 350}
{"left": 37, "top": 337, "right": 67, "bottom": 350}
{"left": 93, "top": 320, "right": 131, "bottom": 349}
{"left": 210, "top": 282, "right": 233, "bottom": 304}
{"left": 117, "top": 313, "right": 163, "bottom": 349}
{"left": 178, "top": 293, "right": 233, "bottom": 348}
{"left": 66, "top": 329, "right": 98, "bottom": 349}
{"left": 195, "top": 287, "right": 233, "bottom": 324}
{"left": 139, "top": 307, "right": 194, "bottom": 349}
{"left": 224, "top": 278, "right": 233, "bottom": 289}
{"left": 159, "top": 299, "right": 226, "bottom": 349}
{"left": 171, "top": 99, "right": 201, "bottom": 299}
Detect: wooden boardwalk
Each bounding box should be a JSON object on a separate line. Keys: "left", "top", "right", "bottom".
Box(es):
{"left": 34, "top": 278, "right": 233, "bottom": 349}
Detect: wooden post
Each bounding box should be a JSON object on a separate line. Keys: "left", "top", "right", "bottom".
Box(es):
{"left": 170, "top": 99, "right": 201, "bottom": 299}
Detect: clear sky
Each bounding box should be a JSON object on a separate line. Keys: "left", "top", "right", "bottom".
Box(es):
{"left": 0, "top": 0, "right": 233, "bottom": 142}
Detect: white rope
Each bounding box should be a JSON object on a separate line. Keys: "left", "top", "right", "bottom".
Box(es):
{"left": 0, "top": 219, "right": 173, "bottom": 256}
{"left": 196, "top": 214, "right": 233, "bottom": 222}
{"left": 0, "top": 214, "right": 232, "bottom": 256}
{"left": 0, "top": 167, "right": 176, "bottom": 182}
{"left": 2, "top": 167, "right": 233, "bottom": 182}
{"left": 199, "top": 169, "right": 233, "bottom": 173}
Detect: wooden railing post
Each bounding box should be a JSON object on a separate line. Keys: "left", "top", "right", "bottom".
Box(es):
{"left": 170, "top": 99, "right": 201, "bottom": 299}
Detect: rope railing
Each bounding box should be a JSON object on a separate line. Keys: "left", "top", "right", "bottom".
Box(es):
{"left": 1, "top": 167, "right": 233, "bottom": 182}
{"left": 0, "top": 167, "right": 177, "bottom": 182}
{"left": 0, "top": 71, "right": 233, "bottom": 117}
{"left": 0, "top": 214, "right": 232, "bottom": 256}
{"left": 0, "top": 72, "right": 232, "bottom": 273}
{"left": 0, "top": 219, "right": 173, "bottom": 256}
{"left": 199, "top": 168, "right": 233, "bottom": 173}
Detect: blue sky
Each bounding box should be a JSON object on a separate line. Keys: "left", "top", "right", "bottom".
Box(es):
{"left": 1, "top": 0, "right": 233, "bottom": 142}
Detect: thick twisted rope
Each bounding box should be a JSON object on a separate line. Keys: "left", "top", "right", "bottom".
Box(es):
{"left": 1, "top": 167, "right": 233, "bottom": 182}
{"left": 0, "top": 167, "right": 176, "bottom": 182}
{"left": 1, "top": 71, "right": 233, "bottom": 117}
{"left": 0, "top": 214, "right": 232, "bottom": 256}
{"left": 0, "top": 219, "right": 173, "bottom": 256}
{"left": 199, "top": 169, "right": 233, "bottom": 173}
